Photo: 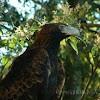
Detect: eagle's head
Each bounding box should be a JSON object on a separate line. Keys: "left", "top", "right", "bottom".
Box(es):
{"left": 34, "top": 23, "right": 80, "bottom": 50}
{"left": 37, "top": 23, "right": 80, "bottom": 41}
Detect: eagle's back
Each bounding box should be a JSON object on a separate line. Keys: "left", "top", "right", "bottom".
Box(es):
{"left": 0, "top": 47, "right": 50, "bottom": 100}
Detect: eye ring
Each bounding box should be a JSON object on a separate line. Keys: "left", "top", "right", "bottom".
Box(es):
{"left": 59, "top": 25, "right": 65, "bottom": 30}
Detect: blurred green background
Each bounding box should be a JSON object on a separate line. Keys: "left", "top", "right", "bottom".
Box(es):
{"left": 0, "top": 0, "right": 100, "bottom": 100}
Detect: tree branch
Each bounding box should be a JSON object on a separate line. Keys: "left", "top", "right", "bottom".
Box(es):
{"left": 81, "top": 63, "right": 100, "bottom": 100}
{"left": 81, "top": 23, "right": 100, "bottom": 28}
{"left": 32, "top": 0, "right": 53, "bottom": 18}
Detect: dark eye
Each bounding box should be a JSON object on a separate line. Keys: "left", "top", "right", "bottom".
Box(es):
{"left": 59, "top": 25, "right": 65, "bottom": 30}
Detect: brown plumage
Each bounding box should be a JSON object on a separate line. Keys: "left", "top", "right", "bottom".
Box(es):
{"left": 0, "top": 23, "right": 80, "bottom": 100}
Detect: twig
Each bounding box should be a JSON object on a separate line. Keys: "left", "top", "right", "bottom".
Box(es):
{"left": 0, "top": 25, "right": 14, "bottom": 32}
{"left": 88, "top": 30, "right": 100, "bottom": 34}
{"left": 81, "top": 63, "right": 100, "bottom": 100}
{"left": 32, "top": 0, "right": 53, "bottom": 18}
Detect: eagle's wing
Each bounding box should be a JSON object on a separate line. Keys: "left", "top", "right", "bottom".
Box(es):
{"left": 0, "top": 48, "right": 51, "bottom": 100}
{"left": 56, "top": 59, "right": 65, "bottom": 100}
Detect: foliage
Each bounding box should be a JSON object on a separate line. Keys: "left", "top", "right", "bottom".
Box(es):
{"left": 0, "top": 0, "right": 100, "bottom": 100}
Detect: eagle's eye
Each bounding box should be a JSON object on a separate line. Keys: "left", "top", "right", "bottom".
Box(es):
{"left": 59, "top": 24, "right": 66, "bottom": 31}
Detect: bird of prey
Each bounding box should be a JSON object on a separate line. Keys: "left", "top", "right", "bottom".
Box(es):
{"left": 0, "top": 23, "right": 80, "bottom": 100}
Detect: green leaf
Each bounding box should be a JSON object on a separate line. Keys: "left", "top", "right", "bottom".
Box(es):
{"left": 76, "top": 36, "right": 87, "bottom": 46}
{"left": 31, "top": 25, "right": 40, "bottom": 30}
{"left": 9, "top": 40, "right": 16, "bottom": 48}
{"left": 2, "top": 60, "right": 12, "bottom": 74}
{"left": 20, "top": 40, "right": 24, "bottom": 46}
{"left": 61, "top": 51, "right": 68, "bottom": 59}
{"left": 54, "top": 12, "right": 64, "bottom": 16}
{"left": 89, "top": 52, "right": 95, "bottom": 66}
{"left": 69, "top": 37, "right": 78, "bottom": 55}
{"left": 1, "top": 40, "right": 7, "bottom": 45}
{"left": 0, "top": 30, "right": 2, "bottom": 34}
{"left": 91, "top": 46, "right": 99, "bottom": 57}
{"left": 79, "top": 10, "right": 85, "bottom": 18}
{"left": 2, "top": 56, "right": 9, "bottom": 66}
{"left": 66, "top": 17, "right": 72, "bottom": 25}
{"left": 69, "top": 52, "right": 74, "bottom": 64}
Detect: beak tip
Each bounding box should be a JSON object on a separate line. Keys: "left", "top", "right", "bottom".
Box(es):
{"left": 77, "top": 31, "right": 80, "bottom": 36}
{"left": 72, "top": 28, "right": 80, "bottom": 36}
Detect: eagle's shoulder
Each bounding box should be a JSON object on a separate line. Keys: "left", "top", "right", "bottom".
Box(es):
{"left": 2, "top": 47, "right": 50, "bottom": 82}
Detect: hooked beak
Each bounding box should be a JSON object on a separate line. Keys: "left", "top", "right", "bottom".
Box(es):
{"left": 61, "top": 26, "right": 80, "bottom": 36}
